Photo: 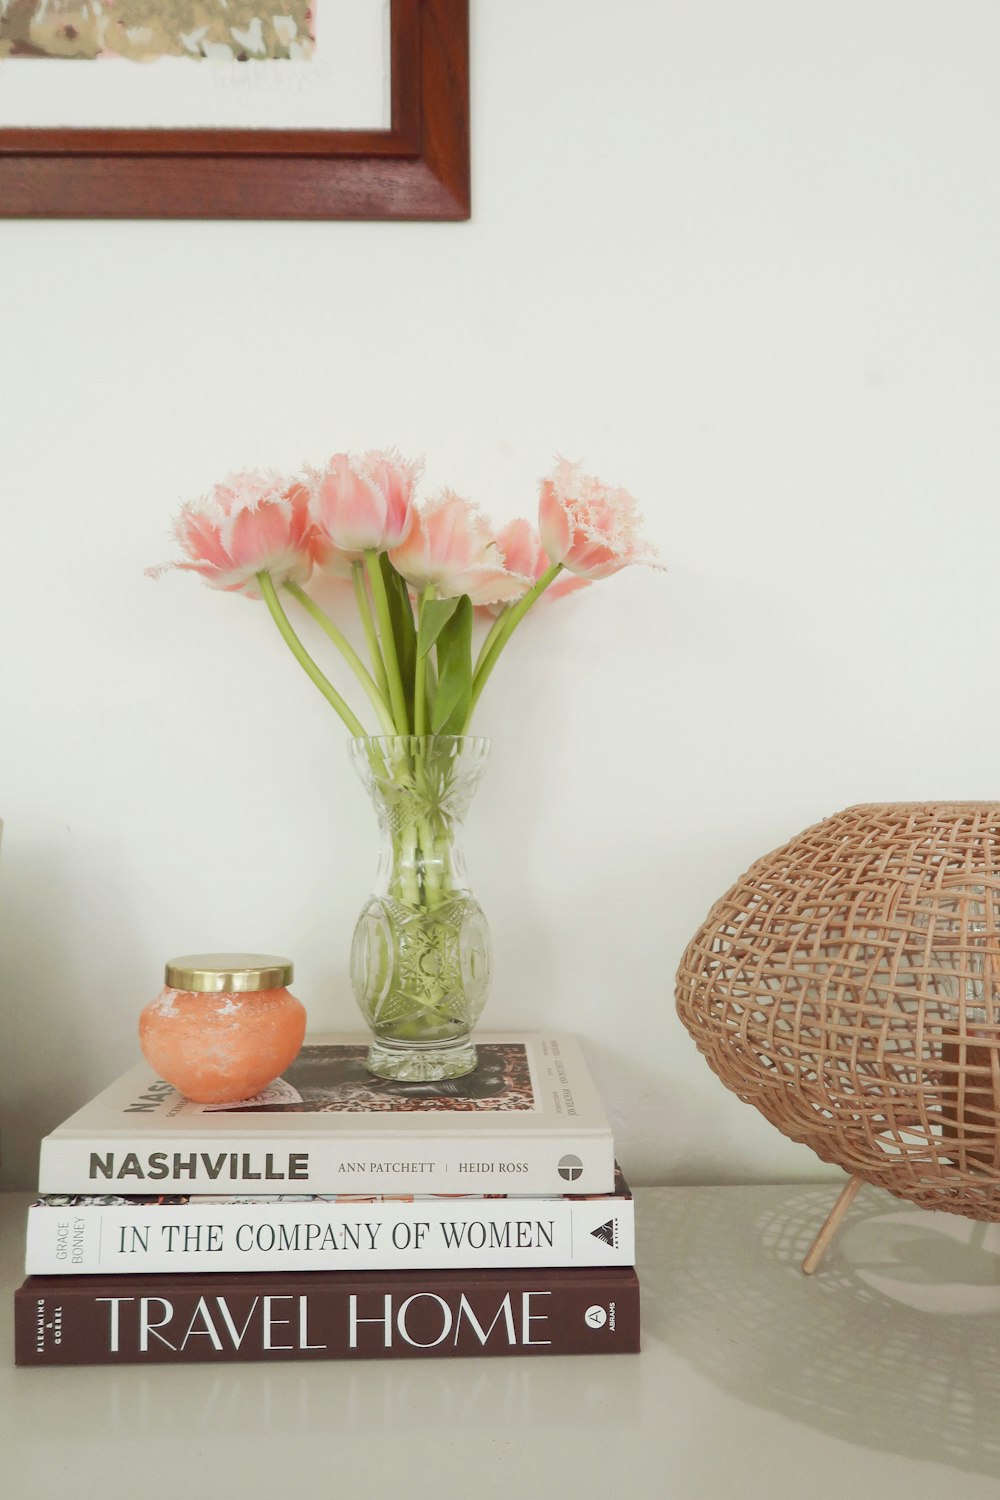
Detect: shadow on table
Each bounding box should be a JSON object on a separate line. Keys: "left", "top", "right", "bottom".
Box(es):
{"left": 642, "top": 1182, "right": 1000, "bottom": 1481}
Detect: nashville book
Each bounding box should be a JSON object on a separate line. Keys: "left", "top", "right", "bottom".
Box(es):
{"left": 26, "top": 1171, "right": 634, "bottom": 1275}
{"left": 15, "top": 1264, "right": 641, "bottom": 1365}
{"left": 38, "top": 1033, "right": 615, "bottom": 1196}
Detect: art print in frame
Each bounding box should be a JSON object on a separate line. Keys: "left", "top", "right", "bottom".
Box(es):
{"left": 0, "top": 0, "right": 469, "bottom": 218}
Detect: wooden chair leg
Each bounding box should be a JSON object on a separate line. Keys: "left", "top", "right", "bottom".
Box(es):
{"left": 802, "top": 1175, "right": 864, "bottom": 1274}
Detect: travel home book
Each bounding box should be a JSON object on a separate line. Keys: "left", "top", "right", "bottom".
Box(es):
{"left": 26, "top": 1172, "right": 634, "bottom": 1275}
{"left": 38, "top": 1034, "right": 615, "bottom": 1196}
{"left": 15, "top": 1265, "right": 641, "bottom": 1365}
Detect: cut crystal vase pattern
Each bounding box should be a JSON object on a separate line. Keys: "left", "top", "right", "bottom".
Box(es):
{"left": 349, "top": 736, "right": 492, "bottom": 1081}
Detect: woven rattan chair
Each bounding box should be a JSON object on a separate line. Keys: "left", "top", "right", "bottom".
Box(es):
{"left": 675, "top": 803, "right": 1000, "bottom": 1270}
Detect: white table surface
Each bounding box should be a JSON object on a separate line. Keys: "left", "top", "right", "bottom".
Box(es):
{"left": 2, "top": 1182, "right": 999, "bottom": 1499}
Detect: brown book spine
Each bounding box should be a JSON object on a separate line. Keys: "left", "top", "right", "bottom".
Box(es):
{"left": 15, "top": 1265, "right": 640, "bottom": 1366}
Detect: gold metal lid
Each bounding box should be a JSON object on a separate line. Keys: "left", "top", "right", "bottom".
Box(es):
{"left": 164, "top": 953, "right": 294, "bottom": 993}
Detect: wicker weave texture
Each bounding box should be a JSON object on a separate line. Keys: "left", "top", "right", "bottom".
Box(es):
{"left": 675, "top": 803, "right": 1000, "bottom": 1219}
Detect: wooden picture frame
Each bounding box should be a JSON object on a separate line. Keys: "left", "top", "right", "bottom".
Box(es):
{"left": 0, "top": 0, "right": 469, "bottom": 219}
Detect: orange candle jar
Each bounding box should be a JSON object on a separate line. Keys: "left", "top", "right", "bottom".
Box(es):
{"left": 139, "top": 953, "right": 306, "bottom": 1104}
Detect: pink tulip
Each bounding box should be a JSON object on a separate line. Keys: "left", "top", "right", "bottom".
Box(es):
{"left": 485, "top": 518, "right": 591, "bottom": 615}
{"left": 151, "top": 471, "right": 315, "bottom": 597}
{"left": 538, "top": 458, "right": 660, "bottom": 580}
{"left": 388, "top": 491, "right": 529, "bottom": 605}
{"left": 308, "top": 449, "right": 419, "bottom": 566}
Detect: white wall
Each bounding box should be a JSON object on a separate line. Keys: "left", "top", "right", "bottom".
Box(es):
{"left": 3, "top": 0, "right": 1000, "bottom": 1190}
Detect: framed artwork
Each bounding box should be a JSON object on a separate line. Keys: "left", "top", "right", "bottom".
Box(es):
{"left": 0, "top": 0, "right": 469, "bottom": 218}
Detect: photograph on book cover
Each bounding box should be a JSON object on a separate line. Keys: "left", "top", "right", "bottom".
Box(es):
{"left": 0, "top": 0, "right": 470, "bottom": 217}
{"left": 38, "top": 1034, "right": 614, "bottom": 1196}
{"left": 201, "top": 1042, "right": 538, "bottom": 1115}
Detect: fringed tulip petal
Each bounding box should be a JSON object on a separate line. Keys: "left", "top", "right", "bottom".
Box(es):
{"left": 487, "top": 518, "right": 591, "bottom": 616}
{"left": 228, "top": 501, "right": 298, "bottom": 571}
{"left": 309, "top": 537, "right": 359, "bottom": 578}
{"left": 537, "top": 458, "right": 662, "bottom": 581}
{"left": 152, "top": 470, "right": 316, "bottom": 597}
{"left": 448, "top": 566, "right": 532, "bottom": 607}
{"left": 308, "top": 449, "right": 420, "bottom": 560}
{"left": 388, "top": 490, "right": 529, "bottom": 603}
{"left": 538, "top": 480, "right": 573, "bottom": 567}
{"left": 175, "top": 509, "right": 233, "bottom": 571}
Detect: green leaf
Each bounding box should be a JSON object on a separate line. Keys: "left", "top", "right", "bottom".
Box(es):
{"left": 431, "top": 595, "right": 473, "bottom": 735}
{"left": 378, "top": 554, "right": 417, "bottom": 721}
{"left": 417, "top": 596, "right": 460, "bottom": 660}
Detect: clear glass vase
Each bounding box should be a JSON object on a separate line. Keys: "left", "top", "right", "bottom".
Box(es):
{"left": 349, "top": 735, "right": 493, "bottom": 1081}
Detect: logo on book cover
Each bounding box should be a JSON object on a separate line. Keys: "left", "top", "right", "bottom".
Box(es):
{"left": 590, "top": 1218, "right": 619, "bottom": 1249}
{"left": 584, "top": 1304, "right": 608, "bottom": 1329}
{"left": 557, "top": 1154, "right": 583, "bottom": 1182}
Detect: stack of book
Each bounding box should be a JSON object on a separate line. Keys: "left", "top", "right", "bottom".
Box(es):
{"left": 14, "top": 1032, "right": 640, "bottom": 1366}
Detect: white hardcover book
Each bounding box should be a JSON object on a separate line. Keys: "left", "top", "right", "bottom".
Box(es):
{"left": 24, "top": 1171, "right": 633, "bottom": 1274}
{"left": 38, "top": 1033, "right": 616, "bottom": 1196}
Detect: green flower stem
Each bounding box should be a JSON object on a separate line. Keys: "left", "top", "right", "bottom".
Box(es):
{"left": 394, "top": 823, "right": 445, "bottom": 917}
{"left": 411, "top": 588, "right": 440, "bottom": 905}
{"left": 472, "top": 608, "right": 510, "bottom": 682}
{"left": 364, "top": 739, "right": 421, "bottom": 908}
{"left": 414, "top": 584, "right": 436, "bottom": 737}
{"left": 417, "top": 819, "right": 445, "bottom": 908}
{"left": 374, "top": 739, "right": 447, "bottom": 916}
{"left": 465, "top": 562, "right": 564, "bottom": 726}
{"left": 395, "top": 808, "right": 457, "bottom": 1015}
{"left": 352, "top": 561, "right": 390, "bottom": 703}
{"left": 364, "top": 550, "right": 410, "bottom": 734}
{"left": 398, "top": 820, "right": 423, "bottom": 909}
{"left": 257, "top": 571, "right": 367, "bottom": 737}
{"left": 285, "top": 582, "right": 396, "bottom": 735}
{"left": 354, "top": 740, "right": 490, "bottom": 1039}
